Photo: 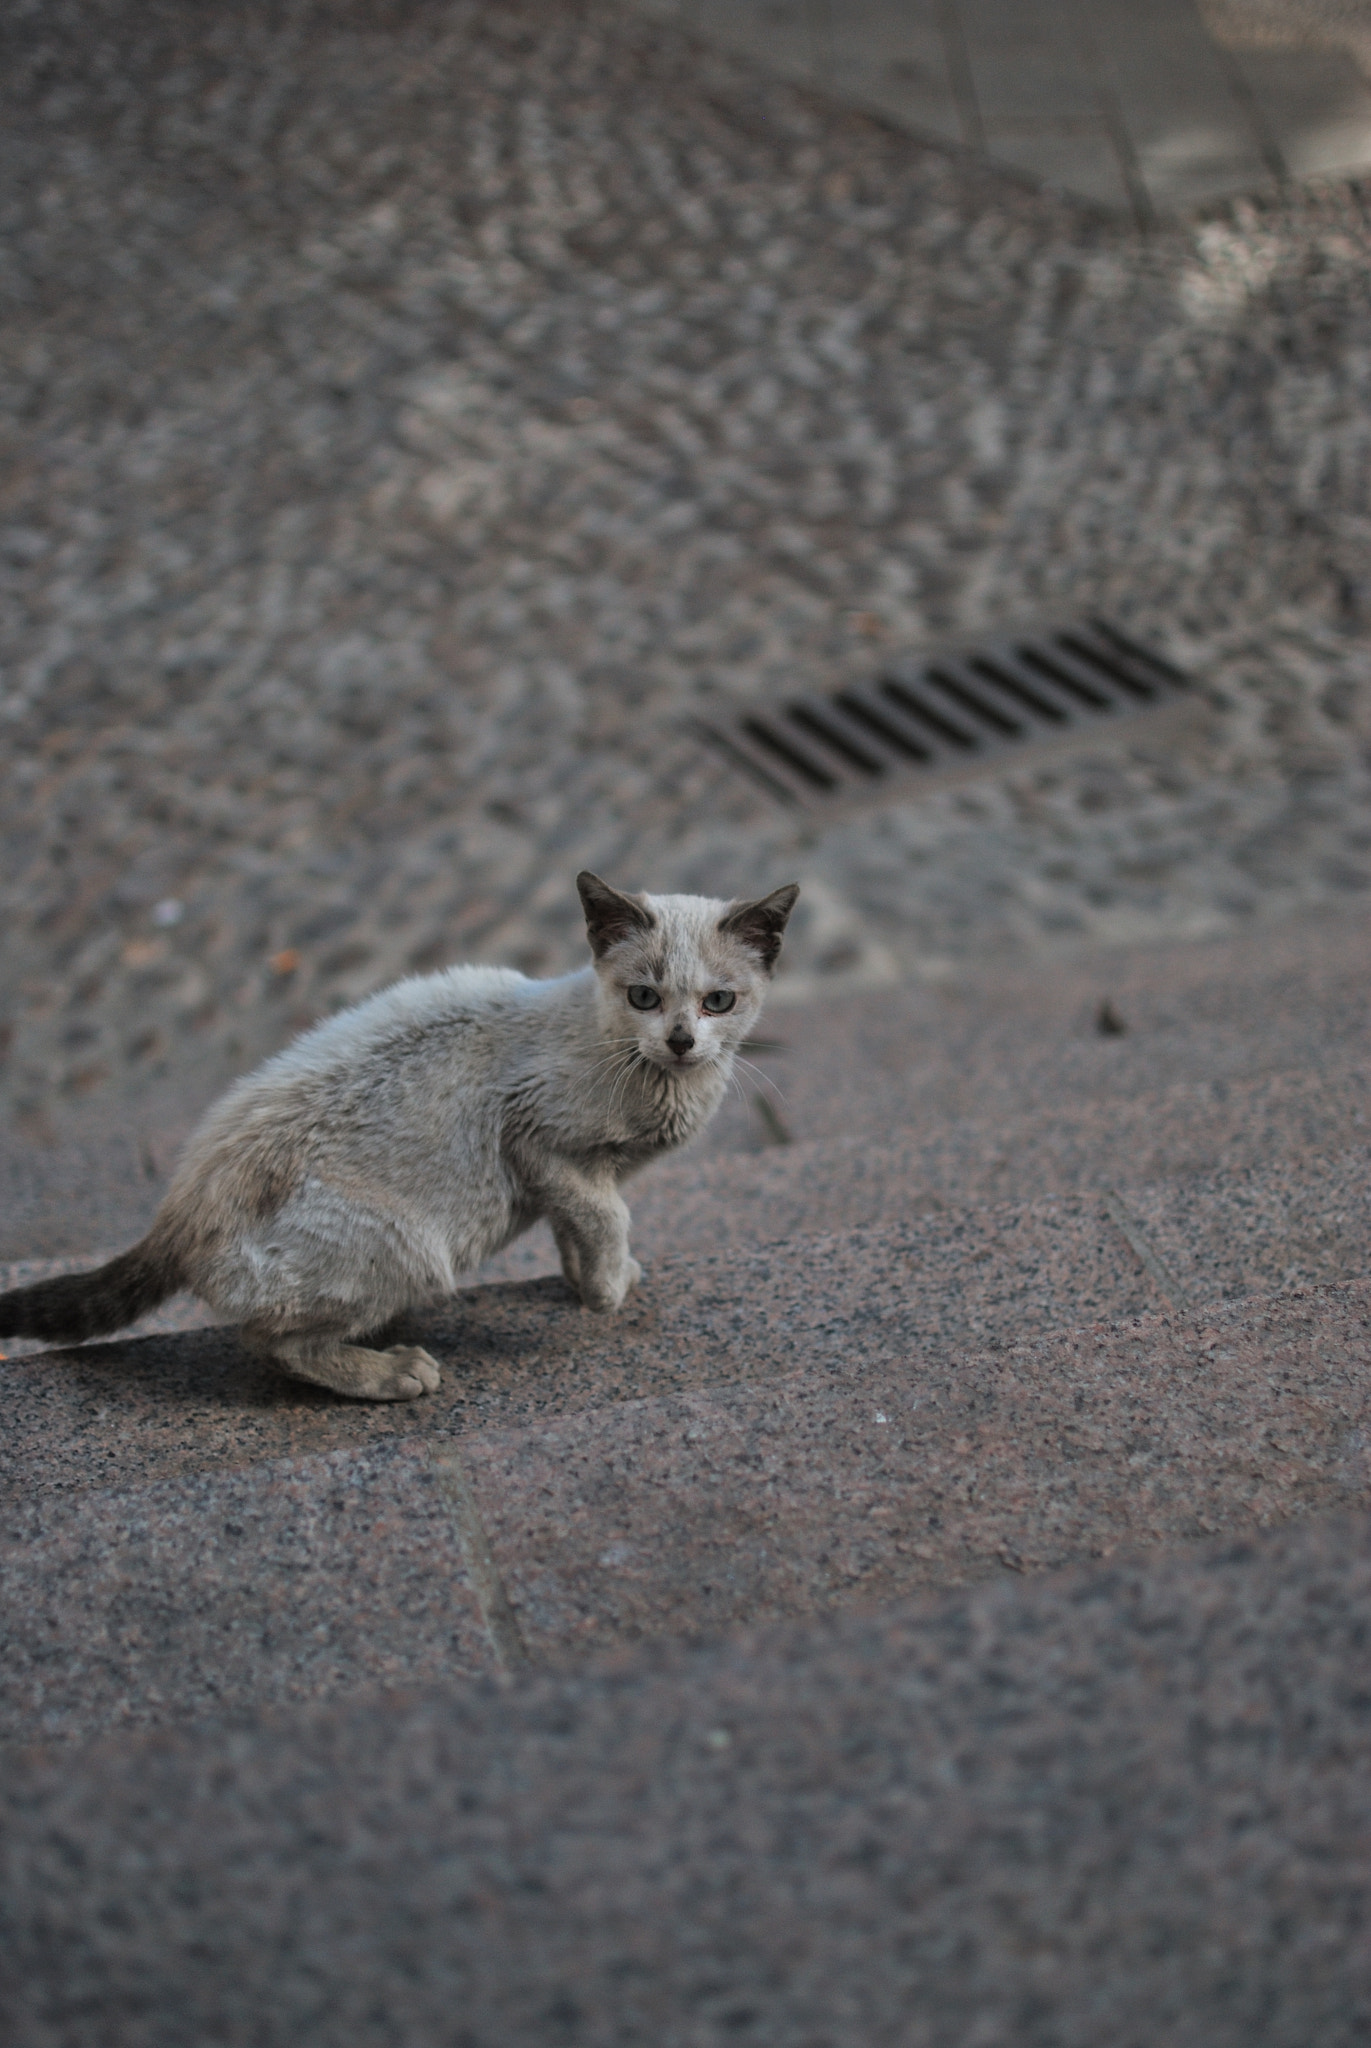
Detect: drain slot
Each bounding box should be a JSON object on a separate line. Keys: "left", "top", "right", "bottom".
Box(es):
{"left": 833, "top": 687, "right": 934, "bottom": 762}
{"left": 971, "top": 652, "right": 1071, "bottom": 723}
{"left": 881, "top": 671, "right": 981, "bottom": 751}
{"left": 787, "top": 699, "right": 889, "bottom": 778}
{"left": 1063, "top": 624, "right": 1174, "bottom": 695}
{"left": 739, "top": 715, "right": 839, "bottom": 791}
{"left": 926, "top": 663, "right": 1022, "bottom": 737}
{"left": 696, "top": 618, "right": 1197, "bottom": 812}
{"left": 1014, "top": 643, "right": 1113, "bottom": 710}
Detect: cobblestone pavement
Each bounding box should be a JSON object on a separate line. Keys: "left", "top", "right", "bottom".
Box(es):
{"left": 1207, "top": 0, "right": 1371, "bottom": 69}
{"left": 2, "top": 0, "right": 1370, "bottom": 1154}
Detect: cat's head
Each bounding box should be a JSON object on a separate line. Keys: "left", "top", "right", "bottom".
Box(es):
{"left": 577, "top": 872, "right": 799, "bottom": 1074}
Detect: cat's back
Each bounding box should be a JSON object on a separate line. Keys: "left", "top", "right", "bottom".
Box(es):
{"left": 261, "top": 963, "right": 538, "bottom": 1089}
{"left": 182, "top": 963, "right": 567, "bottom": 1166}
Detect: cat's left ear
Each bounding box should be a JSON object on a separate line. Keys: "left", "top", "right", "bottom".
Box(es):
{"left": 577, "top": 871, "right": 657, "bottom": 958}
{"left": 718, "top": 883, "right": 800, "bottom": 975}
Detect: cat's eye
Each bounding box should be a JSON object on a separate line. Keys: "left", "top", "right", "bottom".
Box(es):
{"left": 626, "top": 985, "right": 662, "bottom": 1011}
{"left": 701, "top": 990, "right": 736, "bottom": 1015}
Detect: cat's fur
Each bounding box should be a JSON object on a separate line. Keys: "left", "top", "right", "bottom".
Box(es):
{"left": 0, "top": 874, "right": 798, "bottom": 1401}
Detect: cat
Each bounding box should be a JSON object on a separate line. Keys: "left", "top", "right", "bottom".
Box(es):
{"left": 0, "top": 873, "right": 799, "bottom": 1401}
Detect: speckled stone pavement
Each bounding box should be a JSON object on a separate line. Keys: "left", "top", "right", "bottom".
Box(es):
{"left": 2, "top": 0, "right": 1370, "bottom": 1159}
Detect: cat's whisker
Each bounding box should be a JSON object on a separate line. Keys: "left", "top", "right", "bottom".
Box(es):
{"left": 580, "top": 1040, "right": 639, "bottom": 1076}
{"left": 581, "top": 1040, "right": 651, "bottom": 1125}
{"left": 578, "top": 1044, "right": 642, "bottom": 1095}
{"left": 732, "top": 1054, "right": 789, "bottom": 1107}
{"left": 736, "top": 1059, "right": 785, "bottom": 1099}
{"left": 607, "top": 1053, "right": 644, "bottom": 1121}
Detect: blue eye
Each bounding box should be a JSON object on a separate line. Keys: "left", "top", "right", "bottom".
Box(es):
{"left": 626, "top": 985, "right": 662, "bottom": 1012}
{"left": 702, "top": 990, "right": 736, "bottom": 1015}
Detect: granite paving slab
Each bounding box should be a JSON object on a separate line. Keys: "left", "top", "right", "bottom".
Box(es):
{"left": 0, "top": 1438, "right": 497, "bottom": 1745}
{"left": 5, "top": 1511, "right": 1371, "bottom": 2045}
{"left": 632, "top": 1054, "right": 1371, "bottom": 1251}
{"left": 463, "top": 1277, "right": 1371, "bottom": 1658}
{"left": 18, "top": 1003, "right": 1360, "bottom": 1291}
{"left": 1090, "top": 0, "right": 1275, "bottom": 209}
{"left": 1126, "top": 1144, "right": 1371, "bottom": 1303}
{"left": 642, "top": 0, "right": 1371, "bottom": 214}
{"left": 739, "top": 903, "right": 1371, "bottom": 1152}
{"left": 0, "top": 1195, "right": 1161, "bottom": 1504}
{"left": 822, "top": 0, "right": 968, "bottom": 151}
{"left": 10, "top": 888, "right": 1363, "bottom": 1281}
{"left": 1227, "top": 42, "right": 1371, "bottom": 179}
{"left": 7, "top": 1135, "right": 1369, "bottom": 1509}
{"left": 0, "top": 1101, "right": 205, "bottom": 1264}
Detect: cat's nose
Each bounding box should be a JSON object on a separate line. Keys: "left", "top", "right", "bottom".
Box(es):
{"left": 666, "top": 1027, "right": 695, "bottom": 1058}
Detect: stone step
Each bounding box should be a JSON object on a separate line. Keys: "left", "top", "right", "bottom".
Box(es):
{"left": 5, "top": 1508, "right": 1371, "bottom": 2043}
{"left": 0, "top": 1181, "right": 1159, "bottom": 1504}
{"left": 0, "top": 1439, "right": 500, "bottom": 1749}
{"left": 4, "top": 1260, "right": 1369, "bottom": 1743}
{"left": 4, "top": 1144, "right": 1369, "bottom": 1510}
{"left": 462, "top": 1276, "right": 1371, "bottom": 1663}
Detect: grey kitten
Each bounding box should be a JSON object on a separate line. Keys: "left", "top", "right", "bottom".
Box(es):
{"left": 0, "top": 874, "right": 799, "bottom": 1401}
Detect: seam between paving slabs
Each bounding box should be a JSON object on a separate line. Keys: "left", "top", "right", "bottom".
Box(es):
{"left": 1101, "top": 1188, "right": 1190, "bottom": 1309}
{"left": 430, "top": 1445, "right": 531, "bottom": 1674}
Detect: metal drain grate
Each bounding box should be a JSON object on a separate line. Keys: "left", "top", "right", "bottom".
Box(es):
{"left": 696, "top": 619, "right": 1197, "bottom": 811}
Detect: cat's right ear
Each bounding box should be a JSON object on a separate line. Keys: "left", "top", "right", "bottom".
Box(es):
{"left": 577, "top": 872, "right": 657, "bottom": 958}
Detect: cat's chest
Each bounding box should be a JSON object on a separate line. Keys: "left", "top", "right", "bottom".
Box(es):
{"left": 590, "top": 1095, "right": 708, "bottom": 1171}
{"left": 510, "top": 1056, "right": 723, "bottom": 1163}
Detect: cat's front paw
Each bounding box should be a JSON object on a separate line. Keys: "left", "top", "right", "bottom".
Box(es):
{"left": 579, "top": 1257, "right": 642, "bottom": 1313}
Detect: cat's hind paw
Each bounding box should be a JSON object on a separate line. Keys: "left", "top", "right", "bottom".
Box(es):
{"left": 376, "top": 1344, "right": 442, "bottom": 1400}
{"left": 269, "top": 1336, "right": 442, "bottom": 1402}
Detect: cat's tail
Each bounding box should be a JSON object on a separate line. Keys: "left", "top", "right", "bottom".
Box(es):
{"left": 0, "top": 1226, "right": 184, "bottom": 1345}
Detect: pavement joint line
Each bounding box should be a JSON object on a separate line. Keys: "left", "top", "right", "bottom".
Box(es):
{"left": 937, "top": 0, "right": 985, "bottom": 151}
{"left": 429, "top": 1445, "right": 531, "bottom": 1676}
{"left": 1216, "top": 40, "right": 1291, "bottom": 185}
{"left": 1101, "top": 1186, "right": 1190, "bottom": 1310}
{"left": 1070, "top": 2, "right": 1155, "bottom": 230}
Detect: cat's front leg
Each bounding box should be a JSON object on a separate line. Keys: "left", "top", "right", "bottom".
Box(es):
{"left": 581, "top": 1248, "right": 642, "bottom": 1313}
{"left": 542, "top": 1171, "right": 640, "bottom": 1312}
{"left": 551, "top": 1218, "right": 583, "bottom": 1294}
{"left": 562, "top": 1204, "right": 640, "bottom": 1312}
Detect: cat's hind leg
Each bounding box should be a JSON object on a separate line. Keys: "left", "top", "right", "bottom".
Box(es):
{"left": 246, "top": 1324, "right": 442, "bottom": 1402}
{"left": 204, "top": 1184, "right": 451, "bottom": 1400}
